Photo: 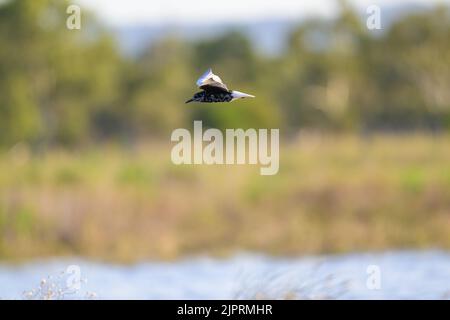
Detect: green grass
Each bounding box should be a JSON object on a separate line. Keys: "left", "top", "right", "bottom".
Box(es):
{"left": 1, "top": 134, "right": 450, "bottom": 262}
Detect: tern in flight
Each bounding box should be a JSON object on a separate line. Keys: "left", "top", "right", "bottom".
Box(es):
{"left": 185, "top": 69, "right": 255, "bottom": 103}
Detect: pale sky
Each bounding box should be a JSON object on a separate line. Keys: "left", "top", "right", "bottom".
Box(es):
{"left": 76, "top": 0, "right": 450, "bottom": 26}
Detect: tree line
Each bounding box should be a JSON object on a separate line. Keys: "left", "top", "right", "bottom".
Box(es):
{"left": 0, "top": 0, "right": 449, "bottom": 148}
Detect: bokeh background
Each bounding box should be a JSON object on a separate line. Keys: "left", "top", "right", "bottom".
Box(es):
{"left": 1, "top": 0, "right": 450, "bottom": 266}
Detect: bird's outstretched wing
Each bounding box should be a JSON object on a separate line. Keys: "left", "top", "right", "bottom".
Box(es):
{"left": 196, "top": 69, "right": 230, "bottom": 93}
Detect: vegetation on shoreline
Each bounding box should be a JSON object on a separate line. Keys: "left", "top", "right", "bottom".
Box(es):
{"left": 1, "top": 134, "right": 450, "bottom": 262}
{"left": 1, "top": 1, "right": 450, "bottom": 262}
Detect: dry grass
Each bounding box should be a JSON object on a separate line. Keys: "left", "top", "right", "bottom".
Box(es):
{"left": 1, "top": 134, "right": 450, "bottom": 262}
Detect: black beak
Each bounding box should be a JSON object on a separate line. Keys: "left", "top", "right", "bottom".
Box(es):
{"left": 185, "top": 98, "right": 194, "bottom": 104}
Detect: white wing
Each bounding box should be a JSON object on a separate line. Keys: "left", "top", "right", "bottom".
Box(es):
{"left": 196, "top": 69, "right": 229, "bottom": 92}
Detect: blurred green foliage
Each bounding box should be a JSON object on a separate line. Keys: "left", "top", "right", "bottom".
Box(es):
{"left": 0, "top": 0, "right": 450, "bottom": 148}
{"left": 1, "top": 135, "right": 450, "bottom": 261}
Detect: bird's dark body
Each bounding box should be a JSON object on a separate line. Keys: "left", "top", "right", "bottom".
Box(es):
{"left": 186, "top": 90, "right": 233, "bottom": 103}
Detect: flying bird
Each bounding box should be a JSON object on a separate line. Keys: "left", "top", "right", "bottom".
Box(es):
{"left": 185, "top": 69, "right": 255, "bottom": 103}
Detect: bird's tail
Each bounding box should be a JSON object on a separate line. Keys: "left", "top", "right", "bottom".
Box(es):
{"left": 185, "top": 98, "right": 194, "bottom": 104}
{"left": 231, "top": 90, "right": 255, "bottom": 100}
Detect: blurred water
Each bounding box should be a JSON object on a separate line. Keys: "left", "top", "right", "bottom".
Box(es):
{"left": 0, "top": 250, "right": 449, "bottom": 299}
